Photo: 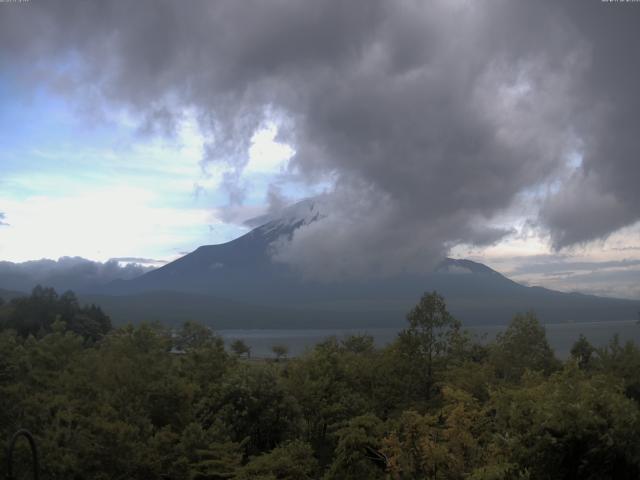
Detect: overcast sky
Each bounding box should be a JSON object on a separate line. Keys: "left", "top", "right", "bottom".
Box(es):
{"left": 0, "top": 0, "right": 639, "bottom": 298}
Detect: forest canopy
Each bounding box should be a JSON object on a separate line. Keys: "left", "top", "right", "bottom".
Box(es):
{"left": 1, "top": 289, "right": 640, "bottom": 479}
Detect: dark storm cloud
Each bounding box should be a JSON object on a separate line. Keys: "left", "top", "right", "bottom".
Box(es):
{"left": 1, "top": 0, "right": 639, "bottom": 276}
{"left": 0, "top": 257, "right": 154, "bottom": 293}
{"left": 539, "top": 2, "right": 640, "bottom": 248}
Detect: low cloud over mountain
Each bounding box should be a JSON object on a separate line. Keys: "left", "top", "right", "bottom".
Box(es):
{"left": 0, "top": 257, "right": 156, "bottom": 294}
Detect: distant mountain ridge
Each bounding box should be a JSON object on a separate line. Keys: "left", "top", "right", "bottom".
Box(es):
{"left": 85, "top": 203, "right": 639, "bottom": 328}
{"left": 0, "top": 257, "right": 153, "bottom": 294}
{"left": 2, "top": 200, "right": 638, "bottom": 328}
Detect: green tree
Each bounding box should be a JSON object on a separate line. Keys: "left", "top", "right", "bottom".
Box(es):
{"left": 231, "top": 339, "right": 251, "bottom": 359}
{"left": 397, "top": 291, "right": 461, "bottom": 399}
{"left": 492, "top": 365, "right": 640, "bottom": 479}
{"left": 197, "top": 364, "right": 301, "bottom": 455}
{"left": 235, "top": 440, "right": 318, "bottom": 480}
{"left": 176, "top": 321, "right": 217, "bottom": 350}
{"left": 67, "top": 305, "right": 112, "bottom": 342}
{"left": 595, "top": 335, "right": 640, "bottom": 402}
{"left": 324, "top": 414, "right": 386, "bottom": 480}
{"left": 341, "top": 334, "right": 375, "bottom": 354}
{"left": 3, "top": 287, "right": 111, "bottom": 341}
{"left": 177, "top": 423, "right": 243, "bottom": 480}
{"left": 6, "top": 285, "right": 59, "bottom": 336}
{"left": 284, "top": 337, "right": 375, "bottom": 453}
{"left": 271, "top": 344, "right": 288, "bottom": 361}
{"left": 570, "top": 334, "right": 595, "bottom": 370}
{"left": 490, "top": 312, "right": 559, "bottom": 382}
{"left": 175, "top": 323, "right": 230, "bottom": 387}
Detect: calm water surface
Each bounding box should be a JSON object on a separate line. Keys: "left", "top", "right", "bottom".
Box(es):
{"left": 220, "top": 320, "right": 640, "bottom": 359}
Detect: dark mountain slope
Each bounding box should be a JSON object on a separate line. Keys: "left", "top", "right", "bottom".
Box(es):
{"left": 90, "top": 209, "right": 639, "bottom": 327}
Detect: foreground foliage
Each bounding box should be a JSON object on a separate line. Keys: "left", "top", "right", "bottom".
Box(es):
{"left": 1, "top": 289, "right": 640, "bottom": 479}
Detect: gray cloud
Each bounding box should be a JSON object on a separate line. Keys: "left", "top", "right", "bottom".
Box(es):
{"left": 0, "top": 213, "right": 8, "bottom": 226}
{"left": 539, "top": 3, "right": 640, "bottom": 248}
{"left": 0, "top": 257, "right": 154, "bottom": 293}
{"left": 1, "top": 1, "right": 639, "bottom": 277}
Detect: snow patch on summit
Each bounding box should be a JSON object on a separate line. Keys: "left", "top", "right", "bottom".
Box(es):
{"left": 247, "top": 198, "right": 328, "bottom": 235}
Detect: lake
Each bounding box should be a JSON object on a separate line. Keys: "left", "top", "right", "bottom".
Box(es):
{"left": 219, "top": 320, "right": 640, "bottom": 359}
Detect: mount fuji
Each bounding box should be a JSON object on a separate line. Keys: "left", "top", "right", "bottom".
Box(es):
{"left": 76, "top": 200, "right": 640, "bottom": 329}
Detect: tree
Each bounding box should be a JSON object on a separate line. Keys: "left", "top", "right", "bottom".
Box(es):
{"left": 490, "top": 312, "right": 559, "bottom": 382}
{"left": 3, "top": 287, "right": 111, "bottom": 341}
{"left": 570, "top": 334, "right": 595, "bottom": 370}
{"left": 231, "top": 339, "right": 251, "bottom": 359}
{"left": 271, "top": 344, "right": 288, "bottom": 361}
{"left": 341, "top": 334, "right": 375, "bottom": 354}
{"left": 235, "top": 440, "right": 318, "bottom": 480}
{"left": 176, "top": 423, "right": 243, "bottom": 480}
{"left": 324, "top": 414, "right": 386, "bottom": 480}
{"left": 284, "top": 337, "right": 378, "bottom": 451}
{"left": 176, "top": 321, "right": 217, "bottom": 350}
{"left": 595, "top": 335, "right": 640, "bottom": 402}
{"left": 397, "top": 291, "right": 461, "bottom": 399}
{"left": 6, "top": 285, "right": 59, "bottom": 336}
{"left": 67, "top": 304, "right": 112, "bottom": 343}
{"left": 197, "top": 364, "right": 301, "bottom": 455}
{"left": 492, "top": 365, "right": 640, "bottom": 479}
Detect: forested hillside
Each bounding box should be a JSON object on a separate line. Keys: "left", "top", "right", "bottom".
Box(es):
{"left": 2, "top": 289, "right": 640, "bottom": 479}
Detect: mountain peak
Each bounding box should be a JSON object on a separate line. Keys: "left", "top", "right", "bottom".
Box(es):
{"left": 436, "top": 258, "right": 502, "bottom": 276}
{"left": 246, "top": 197, "right": 326, "bottom": 231}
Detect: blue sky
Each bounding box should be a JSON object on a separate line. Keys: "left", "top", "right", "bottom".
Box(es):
{"left": 0, "top": 77, "right": 311, "bottom": 263}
